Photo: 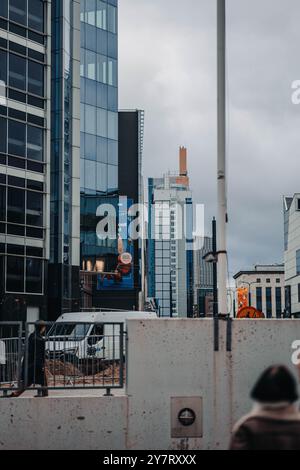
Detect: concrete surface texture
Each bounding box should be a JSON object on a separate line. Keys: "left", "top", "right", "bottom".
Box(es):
{"left": 1, "top": 319, "right": 300, "bottom": 450}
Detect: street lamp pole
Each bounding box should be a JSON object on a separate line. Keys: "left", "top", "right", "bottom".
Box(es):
{"left": 217, "top": 0, "right": 228, "bottom": 316}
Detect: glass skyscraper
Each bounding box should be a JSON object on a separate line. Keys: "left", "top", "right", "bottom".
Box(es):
{"left": 80, "top": 0, "right": 119, "bottom": 277}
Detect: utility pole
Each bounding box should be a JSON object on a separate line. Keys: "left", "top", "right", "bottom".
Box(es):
{"left": 212, "top": 218, "right": 218, "bottom": 318}
{"left": 217, "top": 0, "right": 228, "bottom": 316}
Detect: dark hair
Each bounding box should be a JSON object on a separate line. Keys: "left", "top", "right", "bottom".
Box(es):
{"left": 35, "top": 320, "right": 46, "bottom": 333}
{"left": 251, "top": 366, "right": 299, "bottom": 404}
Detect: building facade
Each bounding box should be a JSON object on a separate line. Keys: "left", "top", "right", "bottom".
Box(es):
{"left": 91, "top": 109, "right": 145, "bottom": 310}
{"left": 284, "top": 195, "right": 300, "bottom": 317}
{"left": 48, "top": 0, "right": 81, "bottom": 318}
{"left": 79, "top": 0, "right": 119, "bottom": 305}
{"left": 0, "top": 0, "right": 51, "bottom": 322}
{"left": 148, "top": 147, "right": 194, "bottom": 318}
{"left": 193, "top": 236, "right": 214, "bottom": 316}
{"left": 233, "top": 265, "right": 285, "bottom": 318}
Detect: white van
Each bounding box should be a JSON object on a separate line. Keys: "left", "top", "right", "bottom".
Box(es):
{"left": 46, "top": 310, "right": 157, "bottom": 362}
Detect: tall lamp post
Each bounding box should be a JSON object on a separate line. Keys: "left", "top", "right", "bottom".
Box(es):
{"left": 217, "top": 0, "right": 228, "bottom": 317}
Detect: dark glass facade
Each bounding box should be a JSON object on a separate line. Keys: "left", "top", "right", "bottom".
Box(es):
{"left": 0, "top": 0, "right": 47, "bottom": 321}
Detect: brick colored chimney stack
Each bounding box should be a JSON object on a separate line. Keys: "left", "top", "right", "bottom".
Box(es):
{"left": 176, "top": 146, "right": 189, "bottom": 188}
{"left": 179, "top": 146, "right": 188, "bottom": 177}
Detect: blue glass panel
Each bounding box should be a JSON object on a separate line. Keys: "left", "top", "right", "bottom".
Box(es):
{"left": 85, "top": 133, "right": 97, "bottom": 160}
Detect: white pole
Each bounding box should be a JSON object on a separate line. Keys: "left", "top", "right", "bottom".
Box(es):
{"left": 217, "top": 0, "right": 228, "bottom": 316}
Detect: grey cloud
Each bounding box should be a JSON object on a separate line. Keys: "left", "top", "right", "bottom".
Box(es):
{"left": 119, "top": 0, "right": 300, "bottom": 274}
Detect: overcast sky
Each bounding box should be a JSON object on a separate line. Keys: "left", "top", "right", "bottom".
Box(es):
{"left": 118, "top": 0, "right": 300, "bottom": 276}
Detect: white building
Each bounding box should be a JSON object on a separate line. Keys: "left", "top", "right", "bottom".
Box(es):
{"left": 148, "top": 147, "right": 194, "bottom": 318}
{"left": 233, "top": 265, "right": 285, "bottom": 318}
{"left": 284, "top": 195, "right": 300, "bottom": 317}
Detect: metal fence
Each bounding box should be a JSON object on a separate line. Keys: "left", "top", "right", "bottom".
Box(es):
{"left": 0, "top": 322, "right": 125, "bottom": 396}
{"left": 0, "top": 322, "right": 23, "bottom": 394}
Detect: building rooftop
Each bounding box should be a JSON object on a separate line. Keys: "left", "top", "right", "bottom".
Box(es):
{"left": 233, "top": 264, "right": 284, "bottom": 279}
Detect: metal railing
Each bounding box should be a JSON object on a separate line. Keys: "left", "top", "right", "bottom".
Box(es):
{"left": 0, "top": 322, "right": 23, "bottom": 394}
{"left": 0, "top": 322, "right": 125, "bottom": 397}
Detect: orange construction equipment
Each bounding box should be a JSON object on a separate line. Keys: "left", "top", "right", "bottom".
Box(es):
{"left": 237, "top": 306, "right": 265, "bottom": 319}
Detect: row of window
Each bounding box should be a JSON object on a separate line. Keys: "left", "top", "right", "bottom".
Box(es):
{"left": 81, "top": 133, "right": 117, "bottom": 165}
{"left": 80, "top": 49, "right": 117, "bottom": 87}
{"left": 0, "top": 116, "right": 44, "bottom": 161}
{"left": 0, "top": 0, "right": 45, "bottom": 34}
{"left": 81, "top": 104, "right": 118, "bottom": 141}
{"left": 255, "top": 278, "right": 282, "bottom": 284}
{"left": 81, "top": 23, "right": 117, "bottom": 60}
{"left": 0, "top": 38, "right": 45, "bottom": 63}
{"left": 0, "top": 180, "right": 44, "bottom": 235}
{"left": 0, "top": 50, "right": 44, "bottom": 97}
{"left": 1, "top": 254, "right": 44, "bottom": 294}
{"left": 81, "top": 78, "right": 117, "bottom": 112}
{"left": 80, "top": 160, "right": 118, "bottom": 193}
{"left": 80, "top": 0, "right": 117, "bottom": 34}
{"left": 256, "top": 287, "right": 282, "bottom": 318}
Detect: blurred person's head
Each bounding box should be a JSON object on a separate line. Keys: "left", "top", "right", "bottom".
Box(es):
{"left": 35, "top": 320, "right": 46, "bottom": 335}
{"left": 251, "top": 365, "right": 299, "bottom": 405}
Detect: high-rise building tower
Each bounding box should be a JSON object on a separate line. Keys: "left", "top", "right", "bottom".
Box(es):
{"left": 0, "top": 0, "right": 50, "bottom": 322}
{"left": 148, "top": 147, "right": 194, "bottom": 318}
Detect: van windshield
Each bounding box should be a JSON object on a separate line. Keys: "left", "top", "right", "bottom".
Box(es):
{"left": 48, "top": 323, "right": 91, "bottom": 340}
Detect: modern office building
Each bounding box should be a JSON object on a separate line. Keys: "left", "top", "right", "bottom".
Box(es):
{"left": 284, "top": 195, "right": 300, "bottom": 317}
{"left": 0, "top": 0, "right": 51, "bottom": 322}
{"left": 233, "top": 265, "right": 285, "bottom": 318}
{"left": 193, "top": 236, "right": 214, "bottom": 316}
{"left": 79, "top": 0, "right": 119, "bottom": 309}
{"left": 48, "top": 0, "right": 81, "bottom": 318}
{"left": 90, "top": 109, "right": 145, "bottom": 310}
{"left": 148, "top": 147, "right": 194, "bottom": 318}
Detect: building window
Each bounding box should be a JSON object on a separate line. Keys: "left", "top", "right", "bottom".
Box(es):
{"left": 297, "top": 250, "right": 300, "bottom": 275}
{"left": 107, "top": 4, "right": 117, "bottom": 34}
{"left": 7, "top": 0, "right": 44, "bottom": 33}
{"left": 27, "top": 125, "right": 43, "bottom": 161}
{"left": 276, "top": 287, "right": 282, "bottom": 319}
{"left": 28, "top": 60, "right": 44, "bottom": 96}
{"left": 0, "top": 0, "right": 8, "bottom": 19}
{"left": 0, "top": 117, "right": 7, "bottom": 153}
{"left": 8, "top": 120, "right": 26, "bottom": 156}
{"left": 256, "top": 287, "right": 262, "bottom": 312}
{"left": 26, "top": 257, "right": 43, "bottom": 293}
{"left": 256, "top": 278, "right": 261, "bottom": 283}
{"left": 0, "top": 49, "right": 7, "bottom": 84}
{"left": 9, "top": 53, "right": 26, "bottom": 90}
{"left": 7, "top": 187, "right": 25, "bottom": 224}
{"left": 28, "top": 0, "right": 44, "bottom": 33}
{"left": 9, "top": 0, "right": 27, "bottom": 26}
{"left": 266, "top": 279, "right": 271, "bottom": 284}
{"left": 6, "top": 254, "right": 24, "bottom": 292}
{"left": 285, "top": 285, "right": 291, "bottom": 316}
{"left": 0, "top": 175, "right": 44, "bottom": 238}
{"left": 266, "top": 287, "right": 272, "bottom": 318}
{"left": 276, "top": 278, "right": 281, "bottom": 284}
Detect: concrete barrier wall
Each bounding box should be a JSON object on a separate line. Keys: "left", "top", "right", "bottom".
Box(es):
{"left": 0, "top": 396, "right": 128, "bottom": 450}
{"left": 1, "top": 319, "right": 300, "bottom": 450}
